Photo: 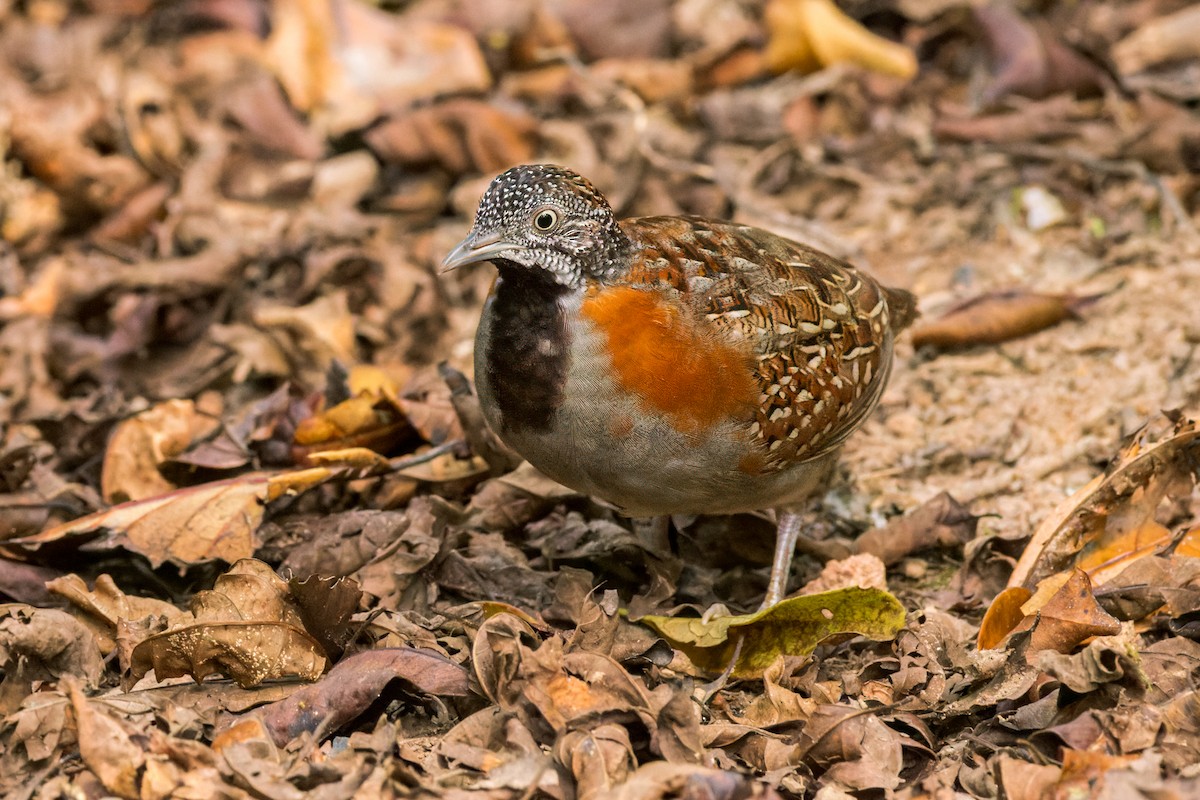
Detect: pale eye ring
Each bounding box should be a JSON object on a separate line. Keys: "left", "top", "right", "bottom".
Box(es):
{"left": 532, "top": 208, "right": 560, "bottom": 232}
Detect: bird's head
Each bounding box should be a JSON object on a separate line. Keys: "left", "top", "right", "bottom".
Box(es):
{"left": 442, "top": 164, "right": 630, "bottom": 288}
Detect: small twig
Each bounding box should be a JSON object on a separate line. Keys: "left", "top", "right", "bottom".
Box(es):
{"left": 384, "top": 440, "right": 464, "bottom": 474}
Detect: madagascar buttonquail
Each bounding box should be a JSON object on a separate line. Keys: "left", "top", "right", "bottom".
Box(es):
{"left": 444, "top": 165, "right": 917, "bottom": 608}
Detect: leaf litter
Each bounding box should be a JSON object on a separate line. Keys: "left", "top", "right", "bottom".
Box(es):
{"left": 1, "top": 0, "right": 1200, "bottom": 797}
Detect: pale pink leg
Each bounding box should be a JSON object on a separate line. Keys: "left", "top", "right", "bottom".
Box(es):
{"left": 761, "top": 510, "right": 802, "bottom": 610}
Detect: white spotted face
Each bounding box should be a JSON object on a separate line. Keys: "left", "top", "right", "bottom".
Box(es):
{"left": 441, "top": 164, "right": 632, "bottom": 288}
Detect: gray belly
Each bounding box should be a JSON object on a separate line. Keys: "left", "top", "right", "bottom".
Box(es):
{"left": 475, "top": 304, "right": 835, "bottom": 516}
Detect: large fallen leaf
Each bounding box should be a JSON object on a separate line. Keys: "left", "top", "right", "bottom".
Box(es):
{"left": 764, "top": 0, "right": 917, "bottom": 79}
{"left": 256, "top": 647, "right": 470, "bottom": 744}
{"left": 637, "top": 587, "right": 906, "bottom": 678}
{"left": 1009, "top": 414, "right": 1200, "bottom": 591}
{"left": 126, "top": 559, "right": 327, "bottom": 688}
{"left": 10, "top": 467, "right": 338, "bottom": 567}
{"left": 1019, "top": 569, "right": 1122, "bottom": 660}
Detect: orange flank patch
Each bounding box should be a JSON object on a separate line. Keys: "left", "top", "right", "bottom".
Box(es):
{"left": 581, "top": 286, "right": 757, "bottom": 434}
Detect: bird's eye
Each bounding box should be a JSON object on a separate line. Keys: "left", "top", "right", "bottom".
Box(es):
{"left": 532, "top": 209, "right": 559, "bottom": 232}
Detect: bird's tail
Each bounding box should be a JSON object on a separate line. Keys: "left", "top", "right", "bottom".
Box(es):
{"left": 885, "top": 287, "right": 920, "bottom": 332}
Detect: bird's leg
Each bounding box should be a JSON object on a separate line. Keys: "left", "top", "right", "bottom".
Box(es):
{"left": 761, "top": 510, "right": 803, "bottom": 610}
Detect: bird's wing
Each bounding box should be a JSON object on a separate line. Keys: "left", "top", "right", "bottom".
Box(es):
{"left": 620, "top": 215, "right": 914, "bottom": 472}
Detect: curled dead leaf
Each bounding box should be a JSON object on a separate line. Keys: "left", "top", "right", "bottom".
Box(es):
{"left": 102, "top": 399, "right": 220, "bottom": 504}
{"left": 1009, "top": 414, "right": 1200, "bottom": 592}
{"left": 911, "top": 290, "right": 1098, "bottom": 350}
{"left": 764, "top": 0, "right": 918, "bottom": 79}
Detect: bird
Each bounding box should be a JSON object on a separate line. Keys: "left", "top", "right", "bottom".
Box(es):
{"left": 443, "top": 164, "right": 917, "bottom": 610}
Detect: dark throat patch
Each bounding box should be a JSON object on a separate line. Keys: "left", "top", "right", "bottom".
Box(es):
{"left": 484, "top": 265, "right": 571, "bottom": 434}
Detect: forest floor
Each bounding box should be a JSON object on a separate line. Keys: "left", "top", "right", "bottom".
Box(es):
{"left": 2, "top": 1, "right": 1200, "bottom": 798}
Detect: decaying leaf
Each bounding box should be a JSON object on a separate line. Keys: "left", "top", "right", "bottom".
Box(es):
{"left": 256, "top": 647, "right": 470, "bottom": 744}
{"left": 46, "top": 573, "right": 185, "bottom": 653}
{"left": 911, "top": 290, "right": 1098, "bottom": 350}
{"left": 126, "top": 559, "right": 327, "bottom": 688}
{"left": 0, "top": 606, "right": 105, "bottom": 713}
{"left": 764, "top": 0, "right": 918, "bottom": 79}
{"left": 638, "top": 587, "right": 906, "bottom": 678}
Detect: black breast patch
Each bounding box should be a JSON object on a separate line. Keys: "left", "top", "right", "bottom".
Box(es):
{"left": 483, "top": 266, "right": 571, "bottom": 434}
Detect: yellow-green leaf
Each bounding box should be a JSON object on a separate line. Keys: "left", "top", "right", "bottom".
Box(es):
{"left": 638, "top": 587, "right": 906, "bottom": 678}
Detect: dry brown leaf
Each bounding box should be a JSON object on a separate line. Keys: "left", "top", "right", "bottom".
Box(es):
{"left": 12, "top": 466, "right": 339, "bottom": 567}
{"left": 255, "top": 647, "right": 470, "bottom": 744}
{"left": 0, "top": 606, "right": 105, "bottom": 713}
{"left": 126, "top": 559, "right": 327, "bottom": 688}
{"left": 764, "top": 0, "right": 917, "bottom": 79}
{"left": 1023, "top": 569, "right": 1122, "bottom": 660}
{"left": 997, "top": 754, "right": 1061, "bottom": 800}
{"left": 854, "top": 492, "right": 977, "bottom": 565}
{"left": 911, "top": 290, "right": 1096, "bottom": 350}
{"left": 65, "top": 676, "right": 145, "bottom": 799}
{"left": 102, "top": 399, "right": 221, "bottom": 504}
{"left": 46, "top": 573, "right": 185, "bottom": 653}
{"left": 554, "top": 726, "right": 636, "bottom": 800}
{"left": 978, "top": 586, "right": 1032, "bottom": 650}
